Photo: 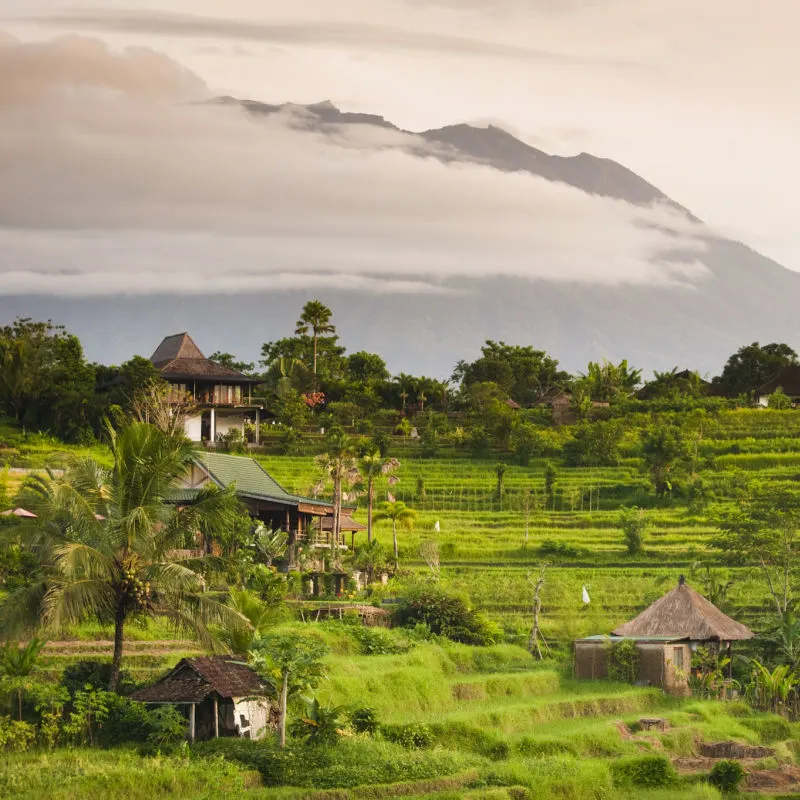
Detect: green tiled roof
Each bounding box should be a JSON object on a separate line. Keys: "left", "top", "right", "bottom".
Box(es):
{"left": 191, "top": 452, "right": 333, "bottom": 509}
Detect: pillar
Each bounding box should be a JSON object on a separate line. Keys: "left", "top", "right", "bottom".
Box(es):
{"left": 189, "top": 703, "right": 196, "bottom": 743}
{"left": 255, "top": 408, "right": 260, "bottom": 445}
{"left": 210, "top": 408, "right": 216, "bottom": 443}
{"left": 213, "top": 696, "right": 219, "bottom": 738}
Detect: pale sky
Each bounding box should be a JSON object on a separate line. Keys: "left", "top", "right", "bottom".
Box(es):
{"left": 1, "top": 0, "right": 798, "bottom": 297}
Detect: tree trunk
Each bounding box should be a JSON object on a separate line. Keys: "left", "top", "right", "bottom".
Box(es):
{"left": 108, "top": 602, "right": 126, "bottom": 691}
{"left": 312, "top": 333, "right": 318, "bottom": 376}
{"left": 279, "top": 671, "right": 289, "bottom": 748}
{"left": 17, "top": 687, "right": 22, "bottom": 722}
{"left": 392, "top": 520, "right": 399, "bottom": 569}
{"left": 367, "top": 479, "right": 374, "bottom": 544}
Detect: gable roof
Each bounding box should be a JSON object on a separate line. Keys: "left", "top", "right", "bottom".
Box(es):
{"left": 191, "top": 451, "right": 333, "bottom": 511}
{"left": 757, "top": 365, "right": 800, "bottom": 396}
{"left": 131, "top": 656, "right": 266, "bottom": 703}
{"left": 150, "top": 333, "right": 261, "bottom": 384}
{"left": 613, "top": 579, "right": 753, "bottom": 642}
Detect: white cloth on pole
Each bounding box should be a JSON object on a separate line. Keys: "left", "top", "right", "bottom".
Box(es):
{"left": 434, "top": 520, "right": 440, "bottom": 532}
{"left": 582, "top": 585, "right": 590, "bottom": 604}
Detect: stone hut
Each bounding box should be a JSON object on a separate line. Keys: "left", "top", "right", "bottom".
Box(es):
{"left": 131, "top": 655, "right": 273, "bottom": 742}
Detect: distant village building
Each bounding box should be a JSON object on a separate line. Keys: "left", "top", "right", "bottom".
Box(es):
{"left": 131, "top": 656, "right": 273, "bottom": 743}
{"left": 150, "top": 333, "right": 264, "bottom": 443}
{"left": 756, "top": 365, "right": 800, "bottom": 407}
{"left": 575, "top": 577, "right": 754, "bottom": 695}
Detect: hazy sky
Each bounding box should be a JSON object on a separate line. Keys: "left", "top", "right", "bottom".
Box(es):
{"left": 1, "top": 0, "right": 797, "bottom": 302}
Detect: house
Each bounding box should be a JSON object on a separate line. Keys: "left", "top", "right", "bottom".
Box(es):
{"left": 575, "top": 577, "right": 754, "bottom": 695}
{"left": 131, "top": 656, "right": 273, "bottom": 742}
{"left": 756, "top": 365, "right": 800, "bottom": 406}
{"left": 170, "top": 451, "right": 362, "bottom": 570}
{"left": 539, "top": 389, "right": 609, "bottom": 425}
{"left": 150, "top": 333, "right": 264, "bottom": 443}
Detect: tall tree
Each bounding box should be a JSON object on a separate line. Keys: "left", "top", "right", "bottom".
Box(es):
{"left": 358, "top": 449, "right": 400, "bottom": 543}
{"left": 0, "top": 421, "right": 248, "bottom": 691}
{"left": 315, "top": 427, "right": 358, "bottom": 552}
{"left": 713, "top": 342, "right": 798, "bottom": 397}
{"left": 373, "top": 500, "right": 417, "bottom": 569}
{"left": 208, "top": 351, "right": 256, "bottom": 375}
{"left": 295, "top": 300, "right": 336, "bottom": 377}
{"left": 575, "top": 359, "right": 642, "bottom": 403}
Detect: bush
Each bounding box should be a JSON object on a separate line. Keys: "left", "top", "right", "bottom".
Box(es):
{"left": 610, "top": 755, "right": 677, "bottom": 788}
{"left": 61, "top": 661, "right": 133, "bottom": 696}
{"left": 393, "top": 587, "right": 498, "bottom": 646}
{"left": 381, "top": 722, "right": 434, "bottom": 749}
{"left": 349, "top": 706, "right": 379, "bottom": 735}
{"left": 0, "top": 717, "right": 36, "bottom": 752}
{"left": 606, "top": 638, "right": 640, "bottom": 684}
{"left": 348, "top": 626, "right": 412, "bottom": 656}
{"left": 709, "top": 759, "right": 745, "bottom": 794}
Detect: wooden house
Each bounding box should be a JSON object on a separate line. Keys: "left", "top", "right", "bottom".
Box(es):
{"left": 170, "top": 452, "right": 362, "bottom": 569}
{"left": 575, "top": 577, "right": 753, "bottom": 695}
{"left": 150, "top": 333, "right": 264, "bottom": 443}
{"left": 131, "top": 656, "right": 273, "bottom": 742}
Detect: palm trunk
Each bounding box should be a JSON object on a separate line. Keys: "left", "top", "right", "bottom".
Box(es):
{"left": 279, "top": 671, "right": 289, "bottom": 748}
{"left": 312, "top": 333, "right": 318, "bottom": 376}
{"left": 392, "top": 520, "right": 399, "bottom": 569}
{"left": 367, "top": 479, "right": 374, "bottom": 544}
{"left": 17, "top": 687, "right": 22, "bottom": 721}
{"left": 108, "top": 602, "right": 126, "bottom": 691}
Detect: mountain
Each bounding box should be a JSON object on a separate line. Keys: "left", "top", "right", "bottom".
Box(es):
{"left": 3, "top": 100, "right": 800, "bottom": 376}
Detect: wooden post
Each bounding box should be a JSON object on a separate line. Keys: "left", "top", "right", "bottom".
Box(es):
{"left": 189, "top": 703, "right": 196, "bottom": 743}
{"left": 255, "top": 408, "right": 260, "bottom": 445}
{"left": 213, "top": 696, "right": 219, "bottom": 738}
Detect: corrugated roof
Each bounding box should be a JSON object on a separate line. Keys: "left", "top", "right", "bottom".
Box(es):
{"left": 192, "top": 452, "right": 334, "bottom": 510}
{"left": 613, "top": 581, "right": 754, "bottom": 642}
{"left": 131, "top": 656, "right": 266, "bottom": 703}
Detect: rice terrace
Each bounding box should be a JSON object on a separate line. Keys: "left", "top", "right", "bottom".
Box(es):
{"left": 3, "top": 310, "right": 800, "bottom": 800}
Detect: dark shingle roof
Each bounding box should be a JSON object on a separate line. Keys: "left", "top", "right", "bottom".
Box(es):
{"left": 757, "top": 365, "right": 800, "bottom": 396}
{"left": 191, "top": 452, "right": 333, "bottom": 511}
{"left": 131, "top": 656, "right": 266, "bottom": 703}
{"left": 613, "top": 581, "right": 754, "bottom": 642}
{"left": 150, "top": 333, "right": 261, "bottom": 385}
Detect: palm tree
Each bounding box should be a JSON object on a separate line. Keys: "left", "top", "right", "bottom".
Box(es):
{"left": 351, "top": 539, "right": 387, "bottom": 584}
{"left": 0, "top": 421, "right": 248, "bottom": 691}
{"left": 0, "top": 638, "right": 46, "bottom": 720}
{"left": 373, "top": 500, "right": 417, "bottom": 569}
{"left": 295, "top": 300, "right": 335, "bottom": 376}
{"left": 315, "top": 427, "right": 358, "bottom": 555}
{"left": 358, "top": 450, "right": 400, "bottom": 544}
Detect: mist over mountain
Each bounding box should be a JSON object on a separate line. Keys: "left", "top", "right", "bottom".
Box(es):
{"left": 4, "top": 95, "right": 799, "bottom": 377}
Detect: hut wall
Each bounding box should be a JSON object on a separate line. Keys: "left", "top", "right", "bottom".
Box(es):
{"left": 232, "top": 697, "right": 271, "bottom": 740}
{"left": 184, "top": 414, "right": 203, "bottom": 442}
{"left": 663, "top": 644, "right": 691, "bottom": 697}
{"left": 574, "top": 642, "right": 609, "bottom": 680}
{"left": 636, "top": 644, "right": 666, "bottom": 688}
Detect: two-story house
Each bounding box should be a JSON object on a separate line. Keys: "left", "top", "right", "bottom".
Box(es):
{"left": 150, "top": 333, "right": 264, "bottom": 443}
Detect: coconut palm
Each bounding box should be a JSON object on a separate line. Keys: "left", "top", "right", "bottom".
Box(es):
{"left": 295, "top": 300, "right": 335, "bottom": 376}
{"left": 373, "top": 500, "right": 417, "bottom": 569}
{"left": 358, "top": 450, "right": 400, "bottom": 544}
{"left": 0, "top": 421, "right": 249, "bottom": 691}
{"left": 0, "top": 638, "right": 46, "bottom": 720}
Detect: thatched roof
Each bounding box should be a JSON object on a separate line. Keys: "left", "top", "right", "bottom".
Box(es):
{"left": 613, "top": 578, "right": 754, "bottom": 642}
{"left": 319, "top": 514, "right": 366, "bottom": 532}
{"left": 131, "top": 656, "right": 267, "bottom": 703}
{"left": 150, "top": 332, "right": 261, "bottom": 385}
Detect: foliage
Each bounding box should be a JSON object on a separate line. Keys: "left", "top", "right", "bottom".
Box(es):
{"left": 575, "top": 359, "right": 642, "bottom": 403}
{"left": 349, "top": 706, "right": 379, "bottom": 735}
{"left": 606, "top": 638, "right": 640, "bottom": 683}
{"left": 642, "top": 423, "right": 691, "bottom": 496}
{"left": 0, "top": 638, "right": 46, "bottom": 719}
{"left": 63, "top": 685, "right": 111, "bottom": 746}
{"left": 708, "top": 759, "right": 745, "bottom": 794}
{"left": 745, "top": 660, "right": 798, "bottom": 714}
{"left": 394, "top": 586, "right": 498, "bottom": 645}
{"left": 563, "top": 420, "right": 624, "bottom": 467}
{"left": 60, "top": 661, "right": 132, "bottom": 697}
{"left": 768, "top": 387, "right": 793, "bottom": 409}
{"left": 714, "top": 341, "right": 797, "bottom": 396}
{"left": 290, "top": 697, "right": 345, "bottom": 746}
{"left": 373, "top": 500, "right": 417, "bottom": 568}
{"left": 0, "top": 717, "right": 36, "bottom": 752}
{"left": 609, "top": 755, "right": 677, "bottom": 787}
{"left": 381, "top": 722, "right": 434, "bottom": 749}
{"left": 618, "top": 506, "right": 649, "bottom": 555}
{"left": 295, "top": 299, "right": 337, "bottom": 378}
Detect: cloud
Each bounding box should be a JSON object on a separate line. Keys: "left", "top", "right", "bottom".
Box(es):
{"left": 0, "top": 31, "right": 710, "bottom": 297}
{"left": 16, "top": 9, "right": 640, "bottom": 69}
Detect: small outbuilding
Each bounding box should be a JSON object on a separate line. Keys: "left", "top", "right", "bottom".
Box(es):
{"left": 575, "top": 577, "right": 754, "bottom": 695}
{"left": 131, "top": 655, "right": 274, "bottom": 742}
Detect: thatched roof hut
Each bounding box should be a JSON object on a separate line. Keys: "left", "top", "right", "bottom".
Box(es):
{"left": 613, "top": 577, "right": 753, "bottom": 643}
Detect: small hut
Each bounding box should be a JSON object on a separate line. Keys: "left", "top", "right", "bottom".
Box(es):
{"left": 575, "top": 577, "right": 754, "bottom": 695}
{"left": 131, "top": 656, "right": 273, "bottom": 742}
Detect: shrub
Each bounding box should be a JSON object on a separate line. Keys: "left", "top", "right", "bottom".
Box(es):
{"left": 61, "top": 661, "right": 133, "bottom": 696}
{"left": 0, "top": 717, "right": 35, "bottom": 752}
{"left": 618, "top": 506, "right": 649, "bottom": 556}
{"left": 349, "top": 706, "right": 379, "bottom": 735}
{"left": 393, "top": 587, "right": 498, "bottom": 646}
{"left": 610, "top": 755, "right": 677, "bottom": 788}
{"left": 381, "top": 722, "right": 434, "bottom": 749}
{"left": 606, "top": 638, "right": 640, "bottom": 683}
{"left": 709, "top": 759, "right": 745, "bottom": 794}
{"left": 348, "top": 626, "right": 412, "bottom": 656}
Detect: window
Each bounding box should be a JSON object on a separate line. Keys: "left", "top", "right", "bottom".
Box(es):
{"left": 672, "top": 647, "right": 684, "bottom": 670}
{"left": 212, "top": 384, "right": 242, "bottom": 405}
